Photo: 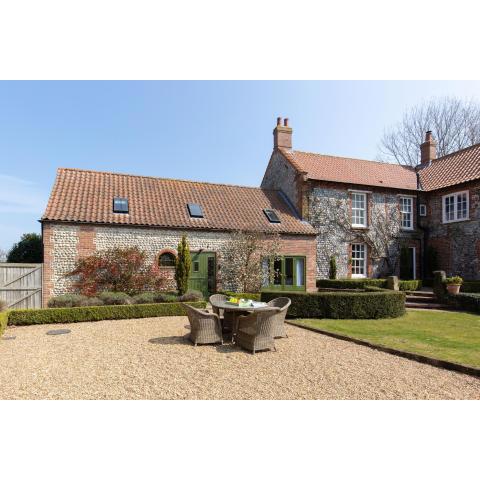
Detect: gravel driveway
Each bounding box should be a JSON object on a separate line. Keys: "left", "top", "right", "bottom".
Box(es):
{"left": 1, "top": 316, "right": 479, "bottom": 399}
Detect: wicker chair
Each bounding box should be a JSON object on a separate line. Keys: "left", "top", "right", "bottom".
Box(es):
{"left": 235, "top": 309, "right": 277, "bottom": 354}
{"left": 209, "top": 294, "right": 235, "bottom": 333}
{"left": 267, "top": 297, "right": 292, "bottom": 338}
{"left": 183, "top": 304, "right": 223, "bottom": 346}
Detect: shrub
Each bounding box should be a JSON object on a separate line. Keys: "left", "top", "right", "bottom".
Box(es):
{"left": 398, "top": 280, "right": 422, "bottom": 291}
{"left": 175, "top": 235, "right": 191, "bottom": 295}
{"left": 65, "top": 246, "right": 166, "bottom": 296}
{"left": 219, "top": 291, "right": 261, "bottom": 301}
{"left": 98, "top": 291, "right": 132, "bottom": 305}
{"left": 446, "top": 293, "right": 480, "bottom": 314}
{"left": 261, "top": 289, "right": 405, "bottom": 319}
{"left": 178, "top": 290, "right": 203, "bottom": 302}
{"left": 8, "top": 301, "right": 207, "bottom": 326}
{"left": 132, "top": 292, "right": 179, "bottom": 304}
{"left": 0, "top": 310, "right": 8, "bottom": 336}
{"left": 7, "top": 232, "right": 43, "bottom": 263}
{"left": 462, "top": 281, "right": 480, "bottom": 293}
{"left": 317, "top": 278, "right": 387, "bottom": 290}
{"left": 328, "top": 256, "right": 337, "bottom": 280}
{"left": 48, "top": 294, "right": 104, "bottom": 308}
{"left": 444, "top": 276, "right": 463, "bottom": 285}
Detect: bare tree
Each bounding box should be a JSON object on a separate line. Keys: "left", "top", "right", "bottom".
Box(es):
{"left": 0, "top": 248, "right": 7, "bottom": 262}
{"left": 309, "top": 192, "right": 406, "bottom": 277}
{"left": 220, "top": 231, "right": 280, "bottom": 293}
{"left": 379, "top": 96, "right": 480, "bottom": 166}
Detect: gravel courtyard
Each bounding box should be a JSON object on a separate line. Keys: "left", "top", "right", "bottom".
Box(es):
{"left": 1, "top": 316, "right": 479, "bottom": 400}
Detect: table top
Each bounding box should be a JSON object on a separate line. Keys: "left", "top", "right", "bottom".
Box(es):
{"left": 214, "top": 300, "right": 272, "bottom": 312}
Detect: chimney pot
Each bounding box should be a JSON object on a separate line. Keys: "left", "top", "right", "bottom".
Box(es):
{"left": 284, "top": 118, "right": 289, "bottom": 127}
{"left": 277, "top": 117, "right": 282, "bottom": 126}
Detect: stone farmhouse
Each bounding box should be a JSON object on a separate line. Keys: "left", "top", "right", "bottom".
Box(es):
{"left": 41, "top": 118, "right": 480, "bottom": 304}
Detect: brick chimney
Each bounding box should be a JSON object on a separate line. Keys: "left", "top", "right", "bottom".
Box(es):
{"left": 420, "top": 130, "right": 437, "bottom": 165}
{"left": 273, "top": 117, "right": 292, "bottom": 149}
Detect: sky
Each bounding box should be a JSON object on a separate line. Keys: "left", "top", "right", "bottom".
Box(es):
{"left": 0, "top": 80, "right": 479, "bottom": 252}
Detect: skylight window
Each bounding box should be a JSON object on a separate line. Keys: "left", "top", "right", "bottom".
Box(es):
{"left": 263, "top": 209, "right": 281, "bottom": 223}
{"left": 187, "top": 203, "right": 204, "bottom": 218}
{"left": 113, "top": 197, "right": 129, "bottom": 213}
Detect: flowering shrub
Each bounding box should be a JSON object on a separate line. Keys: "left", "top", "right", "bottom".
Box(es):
{"left": 65, "top": 247, "right": 166, "bottom": 296}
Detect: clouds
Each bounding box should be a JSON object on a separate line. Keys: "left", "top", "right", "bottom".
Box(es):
{"left": 0, "top": 174, "right": 48, "bottom": 214}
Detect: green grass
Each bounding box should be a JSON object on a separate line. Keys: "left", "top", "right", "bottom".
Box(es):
{"left": 292, "top": 310, "right": 480, "bottom": 368}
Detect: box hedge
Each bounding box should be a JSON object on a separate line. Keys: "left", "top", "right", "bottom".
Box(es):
{"left": 462, "top": 281, "right": 480, "bottom": 293}
{"left": 446, "top": 293, "right": 480, "bottom": 314}
{"left": 398, "top": 280, "right": 422, "bottom": 291}
{"left": 260, "top": 288, "right": 405, "bottom": 319}
{"left": 7, "top": 301, "right": 207, "bottom": 326}
{"left": 218, "top": 291, "right": 261, "bottom": 301}
{"left": 317, "top": 278, "right": 387, "bottom": 289}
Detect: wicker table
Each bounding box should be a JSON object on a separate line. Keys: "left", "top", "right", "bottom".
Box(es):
{"left": 212, "top": 300, "right": 274, "bottom": 342}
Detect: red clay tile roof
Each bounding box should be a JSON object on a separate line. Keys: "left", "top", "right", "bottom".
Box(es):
{"left": 42, "top": 168, "right": 315, "bottom": 235}
{"left": 280, "top": 148, "right": 418, "bottom": 191}
{"left": 418, "top": 142, "right": 480, "bottom": 191}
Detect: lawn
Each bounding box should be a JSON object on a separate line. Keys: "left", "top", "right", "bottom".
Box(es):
{"left": 291, "top": 310, "right": 480, "bottom": 368}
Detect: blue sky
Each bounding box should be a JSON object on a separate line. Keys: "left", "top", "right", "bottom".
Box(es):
{"left": 1, "top": 80, "right": 479, "bottom": 251}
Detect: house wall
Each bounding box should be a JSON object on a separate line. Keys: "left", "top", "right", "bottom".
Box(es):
{"left": 261, "top": 150, "right": 303, "bottom": 215}
{"left": 42, "top": 222, "right": 317, "bottom": 304}
{"left": 419, "top": 180, "right": 480, "bottom": 279}
{"left": 307, "top": 181, "right": 422, "bottom": 279}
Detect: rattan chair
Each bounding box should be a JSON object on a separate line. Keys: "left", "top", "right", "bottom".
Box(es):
{"left": 209, "top": 294, "right": 235, "bottom": 333}
{"left": 235, "top": 309, "right": 277, "bottom": 354}
{"left": 183, "top": 303, "right": 223, "bottom": 346}
{"left": 267, "top": 297, "right": 291, "bottom": 338}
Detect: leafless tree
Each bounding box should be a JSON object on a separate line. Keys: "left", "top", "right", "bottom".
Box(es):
{"left": 0, "top": 248, "right": 7, "bottom": 262}
{"left": 220, "top": 231, "right": 280, "bottom": 293}
{"left": 379, "top": 96, "right": 480, "bottom": 166}
{"left": 309, "top": 193, "right": 406, "bottom": 277}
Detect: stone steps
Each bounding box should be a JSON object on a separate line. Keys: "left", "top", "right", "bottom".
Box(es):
{"left": 405, "top": 290, "right": 449, "bottom": 310}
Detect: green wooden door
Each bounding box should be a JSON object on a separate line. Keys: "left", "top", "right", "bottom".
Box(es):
{"left": 188, "top": 252, "right": 216, "bottom": 298}
{"left": 264, "top": 256, "right": 306, "bottom": 292}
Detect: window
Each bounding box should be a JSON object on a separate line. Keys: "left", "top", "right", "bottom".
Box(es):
{"left": 193, "top": 261, "right": 199, "bottom": 272}
{"left": 443, "top": 191, "right": 469, "bottom": 223}
{"left": 419, "top": 204, "right": 427, "bottom": 217}
{"left": 351, "top": 243, "right": 367, "bottom": 278}
{"left": 187, "top": 203, "right": 204, "bottom": 218}
{"left": 400, "top": 197, "right": 413, "bottom": 230}
{"left": 263, "top": 209, "right": 281, "bottom": 223}
{"left": 351, "top": 193, "right": 367, "bottom": 227}
{"left": 159, "top": 252, "right": 176, "bottom": 267}
{"left": 265, "top": 256, "right": 305, "bottom": 291}
{"left": 113, "top": 197, "right": 128, "bottom": 213}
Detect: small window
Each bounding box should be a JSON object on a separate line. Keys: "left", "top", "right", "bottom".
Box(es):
{"left": 187, "top": 203, "right": 204, "bottom": 218}
{"left": 193, "top": 261, "right": 200, "bottom": 272}
{"left": 351, "top": 192, "right": 367, "bottom": 227}
{"left": 113, "top": 197, "right": 129, "bottom": 213}
{"left": 159, "top": 252, "right": 176, "bottom": 267}
{"left": 264, "top": 209, "right": 280, "bottom": 223}
{"left": 351, "top": 243, "right": 367, "bottom": 278}
{"left": 419, "top": 204, "right": 427, "bottom": 217}
{"left": 443, "top": 191, "right": 469, "bottom": 223}
{"left": 400, "top": 197, "right": 413, "bottom": 230}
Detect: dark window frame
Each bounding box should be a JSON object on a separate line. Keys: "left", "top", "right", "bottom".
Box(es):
{"left": 113, "top": 197, "right": 129, "bottom": 214}
{"left": 263, "top": 209, "right": 281, "bottom": 223}
{"left": 187, "top": 203, "right": 204, "bottom": 218}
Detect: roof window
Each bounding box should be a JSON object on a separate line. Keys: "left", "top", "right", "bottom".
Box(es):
{"left": 263, "top": 209, "right": 280, "bottom": 223}
{"left": 113, "top": 197, "right": 129, "bottom": 213}
{"left": 187, "top": 203, "right": 204, "bottom": 218}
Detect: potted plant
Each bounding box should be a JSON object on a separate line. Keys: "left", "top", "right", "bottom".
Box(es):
{"left": 444, "top": 276, "right": 463, "bottom": 295}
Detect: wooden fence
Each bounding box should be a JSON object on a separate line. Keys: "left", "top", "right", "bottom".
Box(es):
{"left": 0, "top": 263, "right": 43, "bottom": 309}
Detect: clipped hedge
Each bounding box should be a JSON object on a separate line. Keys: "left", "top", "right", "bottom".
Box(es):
{"left": 0, "top": 311, "right": 8, "bottom": 336}
{"left": 446, "top": 293, "right": 480, "bottom": 314}
{"left": 260, "top": 288, "right": 405, "bottom": 319}
{"left": 398, "top": 280, "right": 423, "bottom": 291}
{"left": 8, "top": 301, "right": 207, "bottom": 326}
{"left": 218, "top": 291, "right": 261, "bottom": 301}
{"left": 462, "top": 281, "right": 480, "bottom": 293}
{"left": 317, "top": 278, "right": 387, "bottom": 290}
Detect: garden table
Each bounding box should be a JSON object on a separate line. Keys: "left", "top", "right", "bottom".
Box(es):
{"left": 211, "top": 300, "right": 275, "bottom": 342}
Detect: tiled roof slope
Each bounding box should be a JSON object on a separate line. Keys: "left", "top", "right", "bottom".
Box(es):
{"left": 418, "top": 142, "right": 480, "bottom": 191}
{"left": 280, "top": 148, "right": 418, "bottom": 191}
{"left": 42, "top": 168, "right": 315, "bottom": 235}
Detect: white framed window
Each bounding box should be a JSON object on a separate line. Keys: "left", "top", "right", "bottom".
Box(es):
{"left": 351, "top": 243, "right": 367, "bottom": 278}
{"left": 400, "top": 197, "right": 413, "bottom": 230}
{"left": 351, "top": 192, "right": 367, "bottom": 227}
{"left": 442, "top": 191, "right": 469, "bottom": 223}
{"left": 419, "top": 204, "right": 427, "bottom": 216}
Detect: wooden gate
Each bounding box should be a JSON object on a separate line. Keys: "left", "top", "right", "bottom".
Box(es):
{"left": 0, "top": 263, "right": 43, "bottom": 309}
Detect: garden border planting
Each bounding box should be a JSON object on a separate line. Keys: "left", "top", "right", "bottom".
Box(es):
{"left": 288, "top": 320, "right": 480, "bottom": 378}
{"left": 7, "top": 301, "right": 207, "bottom": 326}
{"left": 261, "top": 288, "right": 405, "bottom": 319}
